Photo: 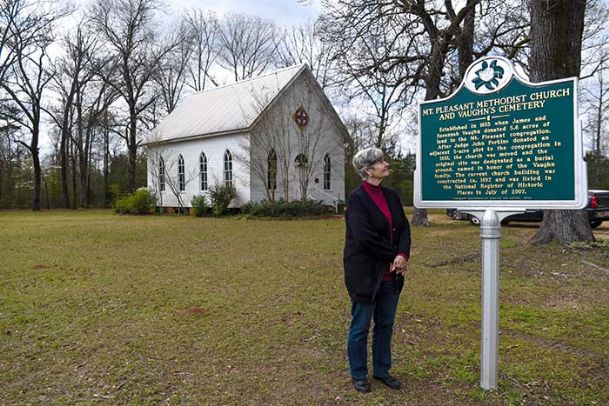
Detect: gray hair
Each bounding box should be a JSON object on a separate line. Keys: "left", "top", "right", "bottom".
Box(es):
{"left": 352, "top": 147, "right": 384, "bottom": 179}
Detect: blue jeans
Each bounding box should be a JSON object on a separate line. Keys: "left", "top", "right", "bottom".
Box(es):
{"left": 347, "top": 280, "right": 400, "bottom": 380}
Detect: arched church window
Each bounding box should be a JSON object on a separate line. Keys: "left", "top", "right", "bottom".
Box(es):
{"left": 224, "top": 149, "right": 233, "bottom": 187}
{"left": 268, "top": 149, "right": 277, "bottom": 190}
{"left": 199, "top": 152, "right": 208, "bottom": 191}
{"left": 323, "top": 153, "right": 331, "bottom": 190}
{"left": 178, "top": 154, "right": 185, "bottom": 191}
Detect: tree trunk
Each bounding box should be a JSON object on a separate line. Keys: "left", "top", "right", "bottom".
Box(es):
{"left": 79, "top": 150, "right": 86, "bottom": 207}
{"left": 0, "top": 162, "right": 3, "bottom": 202}
{"left": 104, "top": 122, "right": 110, "bottom": 207}
{"left": 71, "top": 140, "right": 77, "bottom": 209}
{"left": 31, "top": 136, "right": 41, "bottom": 211}
{"left": 529, "top": 0, "right": 584, "bottom": 83}
{"left": 77, "top": 100, "right": 87, "bottom": 208}
{"left": 60, "top": 81, "right": 78, "bottom": 210}
{"left": 593, "top": 64, "right": 603, "bottom": 186}
{"left": 44, "top": 180, "right": 50, "bottom": 210}
{"left": 458, "top": 0, "right": 476, "bottom": 80}
{"left": 60, "top": 125, "right": 70, "bottom": 209}
{"left": 86, "top": 134, "right": 92, "bottom": 207}
{"left": 128, "top": 112, "right": 138, "bottom": 193}
{"left": 418, "top": 1, "right": 475, "bottom": 228}
{"left": 529, "top": 0, "right": 593, "bottom": 244}
{"left": 412, "top": 46, "right": 445, "bottom": 227}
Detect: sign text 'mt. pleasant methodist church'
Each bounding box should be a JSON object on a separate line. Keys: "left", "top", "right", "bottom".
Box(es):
{"left": 424, "top": 88, "right": 571, "bottom": 120}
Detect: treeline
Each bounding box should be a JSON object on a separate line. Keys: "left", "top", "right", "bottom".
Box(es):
{"left": 0, "top": 138, "right": 146, "bottom": 209}
{"left": 586, "top": 151, "right": 609, "bottom": 190}
{"left": 2, "top": 0, "right": 609, "bottom": 220}
{"left": 0, "top": 0, "right": 337, "bottom": 210}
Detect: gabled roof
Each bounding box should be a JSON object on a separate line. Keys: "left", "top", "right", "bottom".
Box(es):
{"left": 147, "top": 64, "right": 310, "bottom": 144}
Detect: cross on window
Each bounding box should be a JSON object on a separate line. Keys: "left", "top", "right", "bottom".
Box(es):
{"left": 292, "top": 106, "right": 309, "bottom": 130}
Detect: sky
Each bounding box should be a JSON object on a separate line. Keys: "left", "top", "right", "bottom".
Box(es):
{"left": 39, "top": 0, "right": 323, "bottom": 152}
{"left": 70, "top": 0, "right": 323, "bottom": 27}
{"left": 163, "top": 0, "right": 322, "bottom": 26}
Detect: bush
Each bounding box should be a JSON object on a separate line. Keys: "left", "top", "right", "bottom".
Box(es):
{"left": 241, "top": 199, "right": 329, "bottom": 218}
{"left": 113, "top": 188, "right": 157, "bottom": 215}
{"left": 191, "top": 194, "right": 210, "bottom": 217}
{"left": 208, "top": 183, "right": 237, "bottom": 216}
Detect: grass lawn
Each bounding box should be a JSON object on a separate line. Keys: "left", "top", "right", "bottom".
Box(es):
{"left": 1, "top": 209, "right": 608, "bottom": 405}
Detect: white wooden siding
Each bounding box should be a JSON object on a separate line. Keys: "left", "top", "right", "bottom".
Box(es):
{"left": 147, "top": 134, "right": 250, "bottom": 208}
{"left": 146, "top": 65, "right": 348, "bottom": 208}
{"left": 248, "top": 73, "right": 345, "bottom": 206}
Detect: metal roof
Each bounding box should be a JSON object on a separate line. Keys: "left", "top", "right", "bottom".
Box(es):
{"left": 148, "top": 64, "right": 307, "bottom": 143}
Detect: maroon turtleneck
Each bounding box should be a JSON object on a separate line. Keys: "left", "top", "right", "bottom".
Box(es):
{"left": 362, "top": 181, "right": 408, "bottom": 281}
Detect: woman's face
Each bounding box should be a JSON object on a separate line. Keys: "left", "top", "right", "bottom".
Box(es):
{"left": 366, "top": 158, "right": 390, "bottom": 180}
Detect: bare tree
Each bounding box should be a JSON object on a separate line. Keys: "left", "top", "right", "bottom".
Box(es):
{"left": 99, "top": 108, "right": 120, "bottom": 206}
{"left": 236, "top": 86, "right": 294, "bottom": 202}
{"left": 0, "top": 0, "right": 65, "bottom": 211}
{"left": 291, "top": 84, "right": 334, "bottom": 202}
{"left": 399, "top": 0, "right": 480, "bottom": 226}
{"left": 579, "top": 0, "right": 609, "bottom": 188}
{"left": 154, "top": 22, "right": 190, "bottom": 114}
{"left": 0, "top": 109, "right": 22, "bottom": 203}
{"left": 239, "top": 104, "right": 284, "bottom": 202}
{"left": 581, "top": 53, "right": 609, "bottom": 186}
{"left": 275, "top": 22, "right": 336, "bottom": 89}
{"left": 90, "top": 0, "right": 182, "bottom": 193}
{"left": 277, "top": 77, "right": 344, "bottom": 201}
{"left": 529, "top": 0, "right": 594, "bottom": 245}
{"left": 0, "top": 0, "right": 20, "bottom": 82}
{"left": 579, "top": 0, "right": 609, "bottom": 80}
{"left": 49, "top": 23, "right": 100, "bottom": 208}
{"left": 183, "top": 9, "right": 220, "bottom": 92}
{"left": 320, "top": 0, "right": 530, "bottom": 225}
{"left": 75, "top": 78, "right": 117, "bottom": 207}
{"left": 144, "top": 139, "right": 164, "bottom": 207}
{"left": 334, "top": 55, "right": 408, "bottom": 152}
{"left": 218, "top": 13, "right": 278, "bottom": 81}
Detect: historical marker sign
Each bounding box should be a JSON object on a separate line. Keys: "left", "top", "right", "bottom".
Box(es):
{"left": 414, "top": 56, "right": 587, "bottom": 209}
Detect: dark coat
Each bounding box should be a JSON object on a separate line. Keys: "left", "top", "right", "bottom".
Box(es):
{"left": 343, "top": 184, "right": 411, "bottom": 304}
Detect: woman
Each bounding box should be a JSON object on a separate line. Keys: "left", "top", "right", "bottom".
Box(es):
{"left": 343, "top": 147, "right": 411, "bottom": 393}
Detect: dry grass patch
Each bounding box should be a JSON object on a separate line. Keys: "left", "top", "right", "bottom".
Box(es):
{"left": 0, "top": 210, "right": 608, "bottom": 405}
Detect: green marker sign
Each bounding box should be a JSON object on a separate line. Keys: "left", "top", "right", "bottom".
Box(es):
{"left": 414, "top": 56, "right": 587, "bottom": 209}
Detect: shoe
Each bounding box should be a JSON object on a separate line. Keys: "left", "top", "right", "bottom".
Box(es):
{"left": 373, "top": 374, "right": 401, "bottom": 389}
{"left": 351, "top": 378, "right": 371, "bottom": 393}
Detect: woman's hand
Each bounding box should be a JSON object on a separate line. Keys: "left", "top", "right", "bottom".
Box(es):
{"left": 391, "top": 255, "right": 408, "bottom": 275}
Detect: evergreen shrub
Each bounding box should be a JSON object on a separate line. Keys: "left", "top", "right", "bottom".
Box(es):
{"left": 240, "top": 199, "right": 329, "bottom": 218}
{"left": 208, "top": 183, "right": 237, "bottom": 216}
{"left": 191, "top": 195, "right": 210, "bottom": 217}
{"left": 113, "top": 188, "right": 157, "bottom": 215}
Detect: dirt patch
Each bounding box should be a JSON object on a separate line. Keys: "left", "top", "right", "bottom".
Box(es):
{"left": 427, "top": 213, "right": 456, "bottom": 225}
{"left": 427, "top": 230, "right": 453, "bottom": 239}
{"left": 544, "top": 293, "right": 590, "bottom": 311}
{"left": 502, "top": 328, "right": 604, "bottom": 359}
{"left": 593, "top": 227, "right": 609, "bottom": 240}
{"left": 176, "top": 307, "right": 206, "bottom": 317}
{"left": 427, "top": 253, "right": 479, "bottom": 268}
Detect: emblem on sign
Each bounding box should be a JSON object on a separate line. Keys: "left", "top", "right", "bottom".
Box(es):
{"left": 472, "top": 60, "right": 504, "bottom": 90}
{"left": 464, "top": 56, "right": 513, "bottom": 95}
{"left": 293, "top": 106, "right": 309, "bottom": 131}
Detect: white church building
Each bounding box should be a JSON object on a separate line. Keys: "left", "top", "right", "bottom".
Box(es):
{"left": 144, "top": 64, "right": 349, "bottom": 210}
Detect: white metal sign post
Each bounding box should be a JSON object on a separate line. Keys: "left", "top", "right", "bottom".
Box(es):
{"left": 414, "top": 56, "right": 587, "bottom": 391}
{"left": 480, "top": 210, "right": 500, "bottom": 390}
{"left": 462, "top": 209, "right": 523, "bottom": 389}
